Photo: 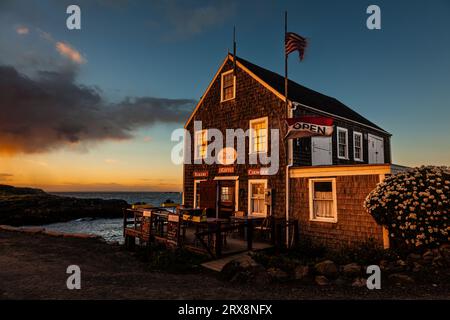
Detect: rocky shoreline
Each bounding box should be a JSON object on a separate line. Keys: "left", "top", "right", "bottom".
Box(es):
{"left": 0, "top": 185, "right": 129, "bottom": 226}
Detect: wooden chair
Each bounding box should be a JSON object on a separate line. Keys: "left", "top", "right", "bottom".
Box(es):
{"left": 254, "top": 216, "right": 272, "bottom": 241}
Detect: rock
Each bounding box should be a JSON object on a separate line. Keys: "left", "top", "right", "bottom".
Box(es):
{"left": 267, "top": 268, "right": 288, "bottom": 280}
{"left": 315, "top": 260, "right": 338, "bottom": 278}
{"left": 351, "top": 277, "right": 367, "bottom": 287}
{"left": 294, "top": 265, "right": 310, "bottom": 280}
{"left": 0, "top": 225, "right": 20, "bottom": 232}
{"left": 407, "top": 253, "right": 422, "bottom": 262}
{"left": 235, "top": 255, "right": 259, "bottom": 269}
{"left": 315, "top": 275, "right": 329, "bottom": 286}
{"left": 342, "top": 263, "right": 361, "bottom": 276}
{"left": 432, "top": 255, "right": 444, "bottom": 267}
{"left": 396, "top": 259, "right": 407, "bottom": 267}
{"left": 423, "top": 250, "right": 434, "bottom": 263}
{"left": 42, "top": 230, "right": 64, "bottom": 237}
{"left": 412, "top": 262, "right": 423, "bottom": 272}
{"left": 388, "top": 273, "right": 415, "bottom": 285}
{"left": 0, "top": 184, "right": 129, "bottom": 226}
{"left": 18, "top": 226, "right": 45, "bottom": 234}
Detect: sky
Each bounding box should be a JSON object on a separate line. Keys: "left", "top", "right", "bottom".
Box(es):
{"left": 0, "top": 0, "right": 449, "bottom": 192}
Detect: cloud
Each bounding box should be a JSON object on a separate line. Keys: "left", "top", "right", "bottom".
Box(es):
{"left": 55, "top": 42, "right": 86, "bottom": 64}
{"left": 0, "top": 173, "right": 14, "bottom": 181}
{"left": 15, "top": 26, "right": 29, "bottom": 35}
{"left": 155, "top": 0, "right": 236, "bottom": 39}
{"left": 143, "top": 136, "right": 153, "bottom": 142}
{"left": 0, "top": 65, "right": 195, "bottom": 154}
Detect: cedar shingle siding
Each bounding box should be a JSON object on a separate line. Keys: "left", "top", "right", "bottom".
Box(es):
{"left": 183, "top": 54, "right": 391, "bottom": 248}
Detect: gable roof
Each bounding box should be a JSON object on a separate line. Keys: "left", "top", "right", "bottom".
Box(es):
{"left": 185, "top": 54, "right": 390, "bottom": 135}
{"left": 235, "top": 55, "right": 389, "bottom": 134}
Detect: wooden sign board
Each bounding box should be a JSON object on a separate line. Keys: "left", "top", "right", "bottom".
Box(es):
{"left": 218, "top": 167, "right": 234, "bottom": 174}
{"left": 166, "top": 213, "right": 181, "bottom": 245}
{"left": 193, "top": 171, "right": 208, "bottom": 178}
{"left": 248, "top": 168, "right": 270, "bottom": 176}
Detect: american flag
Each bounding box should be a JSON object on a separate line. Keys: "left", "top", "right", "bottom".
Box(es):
{"left": 285, "top": 32, "right": 308, "bottom": 61}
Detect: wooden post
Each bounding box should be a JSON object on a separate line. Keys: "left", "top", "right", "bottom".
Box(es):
{"left": 276, "top": 222, "right": 283, "bottom": 249}
{"left": 293, "top": 220, "right": 299, "bottom": 247}
{"left": 215, "top": 221, "right": 222, "bottom": 258}
{"left": 247, "top": 219, "right": 253, "bottom": 251}
{"left": 270, "top": 216, "right": 276, "bottom": 245}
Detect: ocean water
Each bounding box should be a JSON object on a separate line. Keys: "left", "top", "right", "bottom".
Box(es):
{"left": 43, "top": 192, "right": 182, "bottom": 243}
{"left": 51, "top": 191, "right": 182, "bottom": 206}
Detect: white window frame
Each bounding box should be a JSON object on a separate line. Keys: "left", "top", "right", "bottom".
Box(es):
{"left": 248, "top": 179, "right": 267, "bottom": 217}
{"left": 249, "top": 116, "right": 269, "bottom": 154}
{"left": 193, "top": 179, "right": 207, "bottom": 208}
{"left": 353, "top": 131, "right": 363, "bottom": 162}
{"left": 220, "top": 70, "right": 236, "bottom": 102}
{"left": 337, "top": 127, "right": 349, "bottom": 160}
{"left": 309, "top": 178, "right": 338, "bottom": 223}
{"left": 194, "top": 129, "right": 208, "bottom": 160}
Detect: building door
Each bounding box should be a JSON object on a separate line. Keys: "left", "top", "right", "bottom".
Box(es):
{"left": 311, "top": 137, "right": 332, "bottom": 165}
{"left": 368, "top": 134, "right": 384, "bottom": 164}
{"left": 218, "top": 181, "right": 235, "bottom": 219}
{"left": 198, "top": 180, "right": 217, "bottom": 216}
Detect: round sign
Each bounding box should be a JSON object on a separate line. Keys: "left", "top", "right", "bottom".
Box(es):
{"left": 217, "top": 147, "right": 237, "bottom": 165}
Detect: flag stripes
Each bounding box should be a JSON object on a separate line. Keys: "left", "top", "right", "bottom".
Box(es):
{"left": 285, "top": 32, "right": 308, "bottom": 60}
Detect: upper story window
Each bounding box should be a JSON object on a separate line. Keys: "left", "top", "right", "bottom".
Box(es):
{"left": 221, "top": 70, "right": 235, "bottom": 102}
{"left": 337, "top": 127, "right": 348, "bottom": 159}
{"left": 353, "top": 131, "right": 363, "bottom": 161}
{"left": 194, "top": 129, "right": 208, "bottom": 160}
{"left": 249, "top": 117, "right": 268, "bottom": 154}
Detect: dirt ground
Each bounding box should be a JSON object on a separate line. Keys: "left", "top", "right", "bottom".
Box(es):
{"left": 0, "top": 231, "right": 449, "bottom": 300}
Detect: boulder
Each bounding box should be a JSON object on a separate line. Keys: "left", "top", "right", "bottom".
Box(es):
{"left": 412, "top": 262, "right": 423, "bottom": 272}
{"left": 422, "top": 250, "right": 434, "bottom": 263}
{"left": 342, "top": 263, "right": 361, "bottom": 277}
{"left": 388, "top": 273, "right": 415, "bottom": 285}
{"left": 351, "top": 277, "right": 367, "bottom": 288}
{"left": 315, "top": 275, "right": 329, "bottom": 286}
{"left": 407, "top": 253, "right": 422, "bottom": 263}
{"left": 315, "top": 260, "right": 338, "bottom": 278}
{"left": 18, "top": 226, "right": 45, "bottom": 234}
{"left": 294, "top": 265, "right": 310, "bottom": 280}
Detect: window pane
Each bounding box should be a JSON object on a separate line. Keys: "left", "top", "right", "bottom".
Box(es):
{"left": 312, "top": 180, "right": 335, "bottom": 220}
{"left": 251, "top": 120, "right": 267, "bottom": 152}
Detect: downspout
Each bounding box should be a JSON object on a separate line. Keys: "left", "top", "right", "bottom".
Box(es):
{"left": 285, "top": 101, "right": 296, "bottom": 246}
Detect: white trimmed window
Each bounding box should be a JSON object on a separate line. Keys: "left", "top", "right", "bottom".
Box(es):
{"left": 249, "top": 117, "right": 268, "bottom": 154}
{"left": 194, "top": 129, "right": 208, "bottom": 160}
{"left": 248, "top": 179, "right": 267, "bottom": 216}
{"left": 353, "top": 131, "right": 363, "bottom": 161}
{"left": 309, "top": 178, "right": 337, "bottom": 223}
{"left": 221, "top": 70, "right": 235, "bottom": 102}
{"left": 337, "top": 127, "right": 348, "bottom": 159}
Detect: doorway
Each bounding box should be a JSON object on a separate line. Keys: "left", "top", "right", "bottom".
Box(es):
{"left": 218, "top": 180, "right": 235, "bottom": 219}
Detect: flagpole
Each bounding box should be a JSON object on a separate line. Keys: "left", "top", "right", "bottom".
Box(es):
{"left": 233, "top": 26, "right": 237, "bottom": 77}
{"left": 284, "top": 10, "right": 291, "bottom": 247}
{"left": 284, "top": 11, "right": 288, "bottom": 109}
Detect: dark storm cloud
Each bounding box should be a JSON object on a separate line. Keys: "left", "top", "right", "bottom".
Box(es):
{"left": 0, "top": 65, "right": 195, "bottom": 154}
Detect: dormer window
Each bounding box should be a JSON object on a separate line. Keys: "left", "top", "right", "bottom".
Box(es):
{"left": 221, "top": 70, "right": 235, "bottom": 102}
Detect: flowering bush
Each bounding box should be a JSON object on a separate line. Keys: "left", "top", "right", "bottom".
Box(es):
{"left": 365, "top": 166, "right": 450, "bottom": 248}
